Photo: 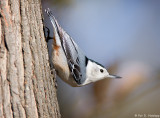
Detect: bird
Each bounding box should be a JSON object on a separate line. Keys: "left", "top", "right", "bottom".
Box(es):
{"left": 45, "top": 8, "right": 121, "bottom": 87}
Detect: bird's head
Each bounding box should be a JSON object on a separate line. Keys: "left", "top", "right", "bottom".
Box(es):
{"left": 82, "top": 58, "right": 121, "bottom": 85}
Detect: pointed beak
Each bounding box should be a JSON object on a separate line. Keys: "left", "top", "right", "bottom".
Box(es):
{"left": 107, "top": 75, "right": 122, "bottom": 79}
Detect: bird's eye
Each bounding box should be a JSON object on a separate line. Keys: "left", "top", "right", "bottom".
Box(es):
{"left": 100, "top": 69, "right": 104, "bottom": 73}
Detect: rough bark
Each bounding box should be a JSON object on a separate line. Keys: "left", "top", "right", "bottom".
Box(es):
{"left": 0, "top": 0, "right": 61, "bottom": 118}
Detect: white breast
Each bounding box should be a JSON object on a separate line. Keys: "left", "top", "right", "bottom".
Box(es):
{"left": 51, "top": 37, "right": 78, "bottom": 87}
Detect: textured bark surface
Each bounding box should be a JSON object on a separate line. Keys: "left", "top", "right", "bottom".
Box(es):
{"left": 0, "top": 0, "right": 61, "bottom": 118}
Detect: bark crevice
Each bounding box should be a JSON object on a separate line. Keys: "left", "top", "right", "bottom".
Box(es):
{"left": 0, "top": 0, "right": 61, "bottom": 117}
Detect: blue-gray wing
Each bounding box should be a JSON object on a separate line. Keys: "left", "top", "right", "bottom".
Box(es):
{"left": 60, "top": 34, "right": 83, "bottom": 84}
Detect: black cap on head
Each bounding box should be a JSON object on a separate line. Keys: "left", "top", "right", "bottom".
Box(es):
{"left": 88, "top": 58, "right": 105, "bottom": 68}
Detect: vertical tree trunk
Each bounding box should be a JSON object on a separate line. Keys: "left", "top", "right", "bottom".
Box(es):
{"left": 0, "top": 0, "right": 61, "bottom": 118}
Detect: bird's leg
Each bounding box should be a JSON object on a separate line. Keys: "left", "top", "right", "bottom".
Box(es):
{"left": 43, "top": 26, "right": 53, "bottom": 42}
{"left": 51, "top": 68, "right": 58, "bottom": 89}
{"left": 44, "top": 26, "right": 57, "bottom": 87}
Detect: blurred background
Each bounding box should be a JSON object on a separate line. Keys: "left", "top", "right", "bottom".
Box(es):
{"left": 42, "top": 0, "right": 160, "bottom": 118}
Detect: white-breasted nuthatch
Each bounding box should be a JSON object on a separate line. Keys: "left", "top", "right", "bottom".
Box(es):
{"left": 45, "top": 8, "right": 121, "bottom": 87}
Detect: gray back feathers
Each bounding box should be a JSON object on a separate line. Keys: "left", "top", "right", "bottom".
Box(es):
{"left": 46, "top": 8, "right": 87, "bottom": 85}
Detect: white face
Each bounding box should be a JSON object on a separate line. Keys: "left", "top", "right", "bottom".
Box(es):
{"left": 82, "top": 60, "right": 110, "bottom": 85}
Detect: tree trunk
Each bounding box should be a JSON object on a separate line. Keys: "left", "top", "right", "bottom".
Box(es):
{"left": 0, "top": 0, "right": 61, "bottom": 118}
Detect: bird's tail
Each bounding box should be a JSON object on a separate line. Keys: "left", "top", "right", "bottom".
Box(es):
{"left": 45, "top": 8, "right": 59, "bottom": 33}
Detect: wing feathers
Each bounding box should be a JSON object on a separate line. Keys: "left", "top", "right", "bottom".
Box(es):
{"left": 46, "top": 8, "right": 83, "bottom": 85}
